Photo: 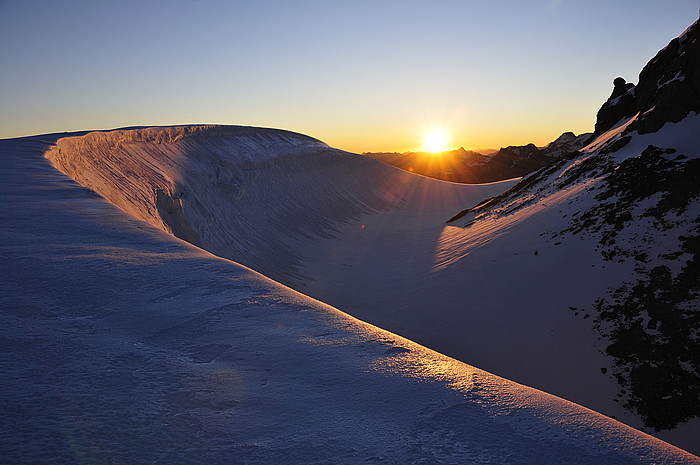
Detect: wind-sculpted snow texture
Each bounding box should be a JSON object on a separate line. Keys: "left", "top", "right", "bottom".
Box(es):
{"left": 5, "top": 137, "right": 698, "bottom": 464}
{"left": 46, "top": 125, "right": 507, "bottom": 285}
{"left": 47, "top": 125, "right": 371, "bottom": 283}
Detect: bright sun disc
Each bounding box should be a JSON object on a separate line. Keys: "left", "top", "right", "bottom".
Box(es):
{"left": 423, "top": 129, "right": 451, "bottom": 153}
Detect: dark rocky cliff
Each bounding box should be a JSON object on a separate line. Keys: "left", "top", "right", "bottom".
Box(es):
{"left": 594, "top": 19, "right": 699, "bottom": 136}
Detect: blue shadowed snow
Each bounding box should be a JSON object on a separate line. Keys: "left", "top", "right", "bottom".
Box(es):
{"left": 1, "top": 134, "right": 697, "bottom": 464}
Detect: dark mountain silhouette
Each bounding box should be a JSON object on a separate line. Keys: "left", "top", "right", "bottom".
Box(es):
{"left": 364, "top": 131, "right": 591, "bottom": 184}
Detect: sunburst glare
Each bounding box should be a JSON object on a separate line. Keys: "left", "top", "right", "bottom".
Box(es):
{"left": 422, "top": 128, "right": 451, "bottom": 153}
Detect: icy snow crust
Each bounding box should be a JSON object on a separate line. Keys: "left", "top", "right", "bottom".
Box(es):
{"left": 3, "top": 133, "right": 697, "bottom": 465}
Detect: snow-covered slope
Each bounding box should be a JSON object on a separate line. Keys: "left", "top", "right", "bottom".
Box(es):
{"left": 6, "top": 137, "right": 698, "bottom": 463}
{"left": 442, "top": 112, "right": 699, "bottom": 449}
{"left": 43, "top": 120, "right": 698, "bottom": 453}
{"left": 36, "top": 18, "right": 700, "bottom": 456}
{"left": 46, "top": 125, "right": 510, "bottom": 285}
{"left": 438, "top": 19, "right": 700, "bottom": 451}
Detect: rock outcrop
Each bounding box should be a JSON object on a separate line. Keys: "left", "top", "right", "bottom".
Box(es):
{"left": 634, "top": 18, "right": 700, "bottom": 133}
{"left": 543, "top": 131, "right": 592, "bottom": 154}
{"left": 593, "top": 77, "right": 637, "bottom": 136}
{"left": 593, "top": 19, "right": 699, "bottom": 136}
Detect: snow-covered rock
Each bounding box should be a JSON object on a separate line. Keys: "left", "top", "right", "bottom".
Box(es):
{"left": 544, "top": 131, "right": 594, "bottom": 156}
{"left": 594, "top": 18, "right": 699, "bottom": 137}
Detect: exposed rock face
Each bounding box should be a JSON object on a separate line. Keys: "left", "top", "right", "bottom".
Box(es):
{"left": 478, "top": 143, "right": 547, "bottom": 181}
{"left": 634, "top": 19, "right": 700, "bottom": 134}
{"left": 594, "top": 77, "right": 637, "bottom": 136}
{"left": 477, "top": 132, "right": 592, "bottom": 182}
{"left": 593, "top": 19, "right": 700, "bottom": 136}
{"left": 544, "top": 131, "right": 594, "bottom": 154}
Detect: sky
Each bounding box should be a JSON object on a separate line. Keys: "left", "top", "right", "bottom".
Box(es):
{"left": 1, "top": 1, "right": 698, "bottom": 152}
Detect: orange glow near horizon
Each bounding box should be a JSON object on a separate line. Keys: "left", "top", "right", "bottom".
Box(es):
{"left": 422, "top": 128, "right": 452, "bottom": 153}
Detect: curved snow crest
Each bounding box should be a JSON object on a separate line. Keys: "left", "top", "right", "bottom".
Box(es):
{"left": 46, "top": 125, "right": 510, "bottom": 284}
{"left": 87, "top": 124, "right": 330, "bottom": 156}
{"left": 46, "top": 125, "right": 382, "bottom": 282}
{"left": 3, "top": 133, "right": 699, "bottom": 463}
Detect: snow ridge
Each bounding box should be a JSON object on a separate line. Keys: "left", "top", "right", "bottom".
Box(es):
{"left": 47, "top": 125, "right": 511, "bottom": 285}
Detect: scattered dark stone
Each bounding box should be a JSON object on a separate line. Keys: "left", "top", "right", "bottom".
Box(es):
{"left": 601, "top": 367, "right": 608, "bottom": 374}
{"left": 592, "top": 231, "right": 700, "bottom": 431}
{"left": 446, "top": 208, "right": 471, "bottom": 223}
{"left": 447, "top": 157, "right": 570, "bottom": 224}
{"left": 565, "top": 145, "right": 700, "bottom": 251}
{"left": 556, "top": 153, "right": 614, "bottom": 189}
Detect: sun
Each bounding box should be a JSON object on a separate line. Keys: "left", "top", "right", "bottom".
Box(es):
{"left": 422, "top": 128, "right": 451, "bottom": 153}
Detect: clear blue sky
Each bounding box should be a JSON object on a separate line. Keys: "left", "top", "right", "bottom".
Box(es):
{"left": 1, "top": 0, "right": 697, "bottom": 151}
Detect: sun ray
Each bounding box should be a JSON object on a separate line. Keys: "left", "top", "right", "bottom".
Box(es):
{"left": 422, "top": 128, "right": 451, "bottom": 153}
